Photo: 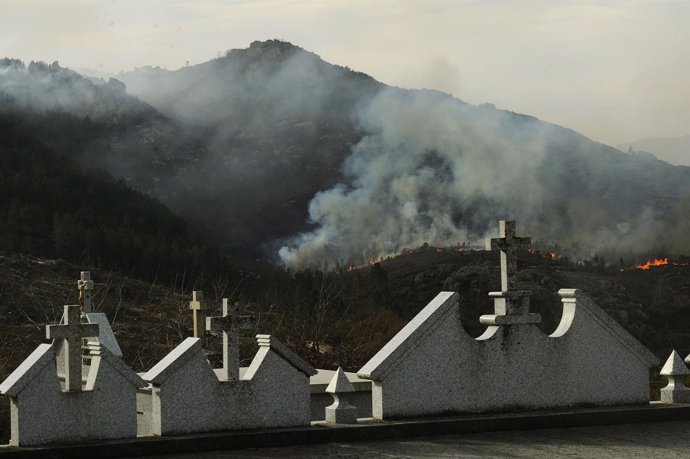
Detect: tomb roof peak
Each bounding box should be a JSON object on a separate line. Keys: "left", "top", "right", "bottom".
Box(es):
{"left": 0, "top": 343, "right": 55, "bottom": 397}
{"left": 142, "top": 337, "right": 203, "bottom": 384}
{"left": 256, "top": 335, "right": 317, "bottom": 376}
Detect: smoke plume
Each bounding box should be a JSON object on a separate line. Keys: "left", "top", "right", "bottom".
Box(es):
{"left": 4, "top": 43, "right": 690, "bottom": 269}
{"left": 279, "top": 87, "right": 690, "bottom": 269}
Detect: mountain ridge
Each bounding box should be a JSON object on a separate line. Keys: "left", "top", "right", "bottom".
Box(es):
{"left": 617, "top": 134, "right": 690, "bottom": 167}
{"left": 3, "top": 41, "right": 690, "bottom": 267}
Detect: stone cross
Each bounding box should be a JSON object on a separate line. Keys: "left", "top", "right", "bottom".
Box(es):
{"left": 480, "top": 220, "right": 540, "bottom": 326}
{"left": 205, "top": 298, "right": 256, "bottom": 381}
{"left": 78, "top": 271, "right": 94, "bottom": 313}
{"left": 46, "top": 305, "right": 99, "bottom": 392}
{"left": 486, "top": 220, "right": 531, "bottom": 292}
{"left": 189, "top": 291, "right": 207, "bottom": 340}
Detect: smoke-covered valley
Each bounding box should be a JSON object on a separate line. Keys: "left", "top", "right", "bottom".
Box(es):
{"left": 3, "top": 41, "right": 690, "bottom": 269}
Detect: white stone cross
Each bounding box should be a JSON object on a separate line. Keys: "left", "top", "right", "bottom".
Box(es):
{"left": 206, "top": 298, "right": 256, "bottom": 381}
{"left": 46, "top": 305, "right": 99, "bottom": 392}
{"left": 486, "top": 220, "right": 531, "bottom": 291}
{"left": 189, "top": 291, "right": 207, "bottom": 340}
{"left": 78, "top": 271, "right": 94, "bottom": 313}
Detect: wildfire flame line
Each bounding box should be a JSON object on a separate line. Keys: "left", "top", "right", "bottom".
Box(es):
{"left": 345, "top": 246, "right": 462, "bottom": 272}
{"left": 346, "top": 257, "right": 379, "bottom": 272}
{"left": 620, "top": 257, "right": 689, "bottom": 272}
{"left": 636, "top": 257, "right": 669, "bottom": 270}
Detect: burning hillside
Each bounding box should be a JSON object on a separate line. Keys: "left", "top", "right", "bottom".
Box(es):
{"left": 5, "top": 42, "right": 690, "bottom": 270}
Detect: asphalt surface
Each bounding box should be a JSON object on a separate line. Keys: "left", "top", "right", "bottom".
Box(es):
{"left": 139, "top": 420, "right": 690, "bottom": 458}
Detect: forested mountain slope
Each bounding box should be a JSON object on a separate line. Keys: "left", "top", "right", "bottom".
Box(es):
{"left": 4, "top": 42, "right": 690, "bottom": 269}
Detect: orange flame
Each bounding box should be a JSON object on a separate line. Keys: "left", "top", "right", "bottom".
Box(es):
{"left": 547, "top": 252, "right": 557, "bottom": 260}
{"left": 635, "top": 258, "right": 669, "bottom": 270}
{"left": 618, "top": 257, "right": 690, "bottom": 272}
{"left": 626, "top": 258, "right": 689, "bottom": 271}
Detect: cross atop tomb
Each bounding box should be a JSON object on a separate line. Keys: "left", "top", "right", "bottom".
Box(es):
{"left": 486, "top": 220, "right": 531, "bottom": 292}
{"left": 78, "top": 271, "right": 94, "bottom": 314}
{"left": 46, "top": 305, "right": 100, "bottom": 392}
{"left": 206, "top": 298, "right": 256, "bottom": 382}
{"left": 481, "top": 220, "right": 540, "bottom": 326}
{"left": 189, "top": 291, "right": 207, "bottom": 340}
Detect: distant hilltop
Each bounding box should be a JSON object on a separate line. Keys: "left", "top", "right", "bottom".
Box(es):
{"left": 618, "top": 135, "right": 690, "bottom": 167}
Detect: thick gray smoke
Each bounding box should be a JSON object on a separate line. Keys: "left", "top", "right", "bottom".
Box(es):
{"left": 5, "top": 43, "right": 690, "bottom": 268}
{"left": 0, "top": 59, "right": 144, "bottom": 119}
{"left": 279, "top": 88, "right": 690, "bottom": 269}
{"left": 118, "top": 43, "right": 690, "bottom": 268}
{"left": 279, "top": 89, "right": 545, "bottom": 267}
{"left": 0, "top": 42, "right": 384, "bottom": 255}
{"left": 114, "top": 41, "right": 387, "bottom": 253}
{"left": 0, "top": 58, "right": 199, "bottom": 204}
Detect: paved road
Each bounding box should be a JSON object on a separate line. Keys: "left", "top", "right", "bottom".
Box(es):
{"left": 139, "top": 420, "right": 690, "bottom": 458}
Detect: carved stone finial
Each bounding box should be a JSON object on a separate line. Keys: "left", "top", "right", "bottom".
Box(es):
{"left": 660, "top": 350, "right": 690, "bottom": 404}
{"left": 325, "top": 367, "right": 357, "bottom": 424}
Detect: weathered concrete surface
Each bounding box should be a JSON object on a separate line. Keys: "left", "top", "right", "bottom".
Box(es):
{"left": 138, "top": 420, "right": 690, "bottom": 458}
{"left": 138, "top": 335, "right": 316, "bottom": 436}
{"left": 359, "top": 221, "right": 658, "bottom": 419}
{"left": 358, "top": 289, "right": 659, "bottom": 419}
{"left": 0, "top": 341, "right": 144, "bottom": 446}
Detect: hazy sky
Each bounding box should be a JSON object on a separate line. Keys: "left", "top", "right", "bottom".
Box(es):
{"left": 2, "top": 0, "right": 689, "bottom": 145}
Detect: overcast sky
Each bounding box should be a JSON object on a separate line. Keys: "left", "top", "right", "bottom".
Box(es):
{"left": 2, "top": 0, "right": 688, "bottom": 145}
